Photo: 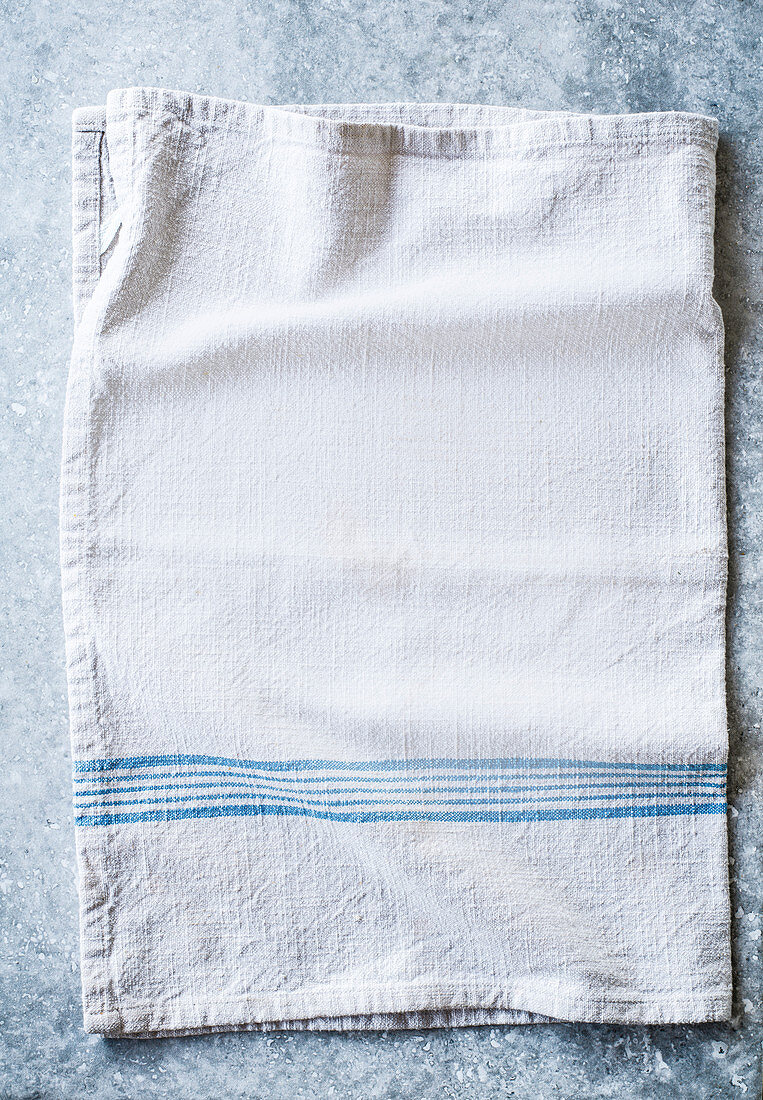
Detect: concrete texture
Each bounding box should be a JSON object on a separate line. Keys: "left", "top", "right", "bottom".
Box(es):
{"left": 1, "top": 1, "right": 761, "bottom": 1096}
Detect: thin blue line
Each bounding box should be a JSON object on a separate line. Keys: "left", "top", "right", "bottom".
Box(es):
{"left": 72, "top": 768, "right": 727, "bottom": 787}
{"left": 74, "top": 789, "right": 727, "bottom": 811}
{"left": 73, "top": 778, "right": 727, "bottom": 801}
{"left": 75, "top": 801, "right": 729, "bottom": 827}
{"left": 73, "top": 754, "right": 727, "bottom": 775}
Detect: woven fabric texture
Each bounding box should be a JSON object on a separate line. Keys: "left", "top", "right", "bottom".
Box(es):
{"left": 62, "top": 89, "right": 730, "bottom": 1036}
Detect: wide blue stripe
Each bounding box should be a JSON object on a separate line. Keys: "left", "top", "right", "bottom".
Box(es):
{"left": 74, "top": 788, "right": 727, "bottom": 812}
{"left": 73, "top": 754, "right": 727, "bottom": 775}
{"left": 75, "top": 801, "right": 728, "bottom": 827}
{"left": 73, "top": 777, "right": 727, "bottom": 801}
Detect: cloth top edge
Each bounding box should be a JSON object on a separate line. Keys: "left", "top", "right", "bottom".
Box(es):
{"left": 74, "top": 89, "right": 719, "bottom": 159}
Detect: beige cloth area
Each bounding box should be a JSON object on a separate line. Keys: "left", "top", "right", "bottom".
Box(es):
{"left": 62, "top": 90, "right": 730, "bottom": 1036}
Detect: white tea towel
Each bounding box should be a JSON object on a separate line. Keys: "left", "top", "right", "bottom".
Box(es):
{"left": 62, "top": 89, "right": 730, "bottom": 1036}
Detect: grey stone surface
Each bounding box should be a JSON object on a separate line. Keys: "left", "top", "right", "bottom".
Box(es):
{"left": 1, "top": 0, "right": 761, "bottom": 1096}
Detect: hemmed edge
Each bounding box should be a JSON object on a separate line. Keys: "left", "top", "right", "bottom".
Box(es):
{"left": 83, "top": 985, "right": 733, "bottom": 1038}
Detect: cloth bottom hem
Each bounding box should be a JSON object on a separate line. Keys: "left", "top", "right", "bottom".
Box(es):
{"left": 82, "top": 987, "right": 733, "bottom": 1037}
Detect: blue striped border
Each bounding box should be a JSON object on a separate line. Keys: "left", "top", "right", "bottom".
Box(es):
{"left": 72, "top": 755, "right": 727, "bottom": 828}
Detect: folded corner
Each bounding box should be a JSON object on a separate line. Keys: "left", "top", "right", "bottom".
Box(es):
{"left": 72, "top": 105, "right": 107, "bottom": 134}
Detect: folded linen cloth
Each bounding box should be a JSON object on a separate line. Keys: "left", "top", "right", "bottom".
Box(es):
{"left": 62, "top": 89, "right": 730, "bottom": 1036}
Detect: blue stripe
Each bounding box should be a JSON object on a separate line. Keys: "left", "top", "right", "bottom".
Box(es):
{"left": 73, "top": 754, "right": 727, "bottom": 775}
{"left": 72, "top": 768, "right": 727, "bottom": 787}
{"left": 73, "top": 778, "right": 727, "bottom": 801}
{"left": 73, "top": 789, "right": 727, "bottom": 812}
{"left": 72, "top": 755, "right": 727, "bottom": 827}
{"left": 75, "top": 801, "right": 728, "bottom": 827}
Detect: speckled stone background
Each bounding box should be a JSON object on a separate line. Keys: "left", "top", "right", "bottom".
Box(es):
{"left": 1, "top": 1, "right": 761, "bottom": 1097}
